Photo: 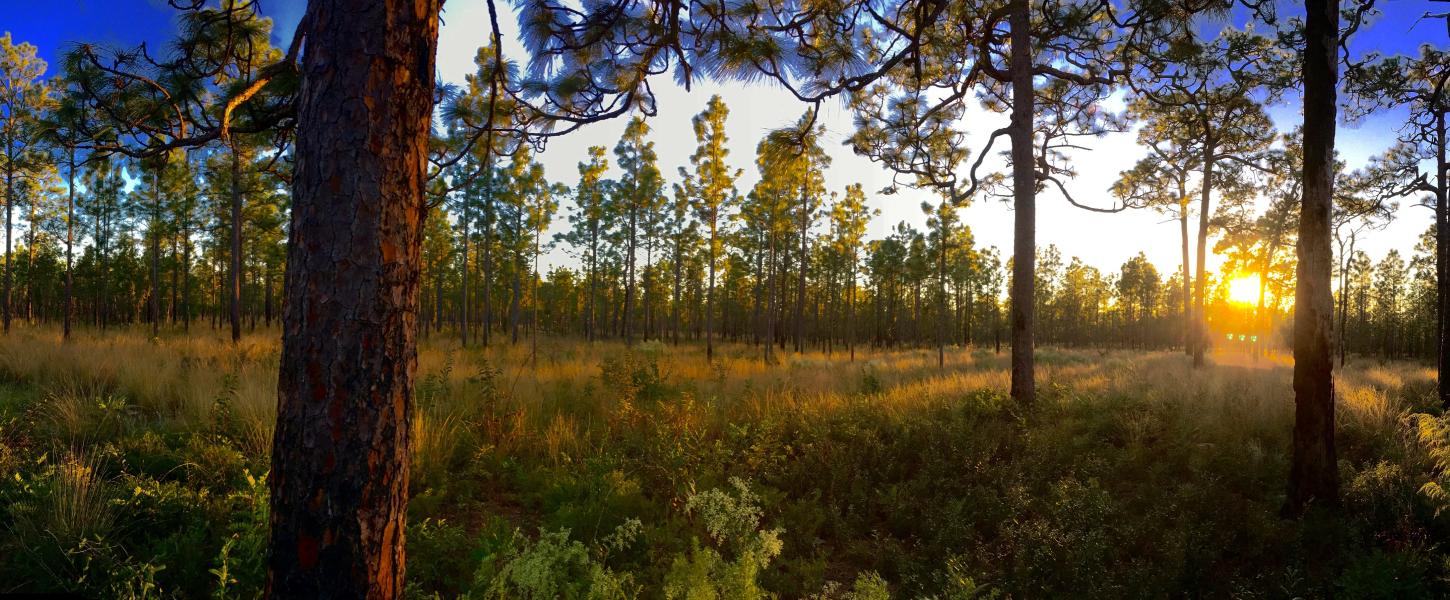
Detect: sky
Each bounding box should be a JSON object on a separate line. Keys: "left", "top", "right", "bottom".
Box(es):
{"left": 3, "top": 0, "right": 1447, "bottom": 286}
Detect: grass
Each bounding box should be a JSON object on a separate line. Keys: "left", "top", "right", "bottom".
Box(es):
{"left": 0, "top": 325, "right": 1448, "bottom": 597}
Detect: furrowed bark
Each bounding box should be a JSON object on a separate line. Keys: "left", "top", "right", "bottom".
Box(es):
{"left": 267, "top": 0, "right": 440, "bottom": 596}
{"left": 1008, "top": 0, "right": 1036, "bottom": 405}
{"left": 1286, "top": 0, "right": 1340, "bottom": 516}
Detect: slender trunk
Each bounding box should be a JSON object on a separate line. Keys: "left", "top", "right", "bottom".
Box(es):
{"left": 460, "top": 177, "right": 473, "bottom": 346}
{"left": 1286, "top": 0, "right": 1340, "bottom": 516}
{"left": 1008, "top": 0, "right": 1035, "bottom": 404}
{"left": 796, "top": 186, "right": 808, "bottom": 354}
{"left": 171, "top": 234, "right": 180, "bottom": 324}
{"left": 937, "top": 215, "right": 947, "bottom": 369}
{"left": 264, "top": 264, "right": 274, "bottom": 326}
{"left": 151, "top": 169, "right": 162, "bottom": 339}
{"left": 229, "top": 142, "right": 243, "bottom": 344}
{"left": 434, "top": 267, "right": 443, "bottom": 334}
{"left": 1193, "top": 140, "right": 1215, "bottom": 367}
{"left": 1179, "top": 194, "right": 1192, "bottom": 355}
{"left": 268, "top": 1, "right": 440, "bottom": 595}
{"left": 671, "top": 238, "right": 683, "bottom": 345}
{"left": 25, "top": 187, "right": 36, "bottom": 323}
{"left": 532, "top": 226, "right": 541, "bottom": 357}
{"left": 847, "top": 248, "right": 856, "bottom": 362}
{"left": 624, "top": 201, "right": 637, "bottom": 346}
{"left": 765, "top": 231, "right": 777, "bottom": 364}
{"left": 182, "top": 219, "right": 192, "bottom": 331}
{"left": 509, "top": 210, "right": 523, "bottom": 344}
{"left": 1435, "top": 108, "right": 1449, "bottom": 408}
{"left": 587, "top": 220, "right": 598, "bottom": 341}
{"left": 706, "top": 221, "right": 717, "bottom": 361}
{"left": 1339, "top": 234, "right": 1356, "bottom": 367}
{"left": 4, "top": 155, "right": 12, "bottom": 334}
{"left": 64, "top": 148, "right": 75, "bottom": 340}
{"left": 481, "top": 179, "right": 494, "bottom": 347}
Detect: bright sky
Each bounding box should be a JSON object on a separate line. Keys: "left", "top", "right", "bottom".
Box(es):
{"left": 5, "top": 0, "right": 1447, "bottom": 281}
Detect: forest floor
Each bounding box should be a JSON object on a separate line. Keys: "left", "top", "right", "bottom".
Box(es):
{"left": 1, "top": 328, "right": 1448, "bottom": 598}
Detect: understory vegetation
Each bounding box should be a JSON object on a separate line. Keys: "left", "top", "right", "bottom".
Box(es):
{"left": 1, "top": 327, "right": 1448, "bottom": 598}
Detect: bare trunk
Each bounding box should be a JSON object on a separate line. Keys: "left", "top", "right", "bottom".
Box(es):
{"left": 1008, "top": 0, "right": 1035, "bottom": 404}
{"left": 705, "top": 223, "right": 717, "bottom": 360}
{"left": 1286, "top": 0, "right": 1340, "bottom": 516}
{"left": 64, "top": 148, "right": 75, "bottom": 340}
{"left": 1179, "top": 195, "right": 1192, "bottom": 355}
{"left": 1435, "top": 109, "right": 1449, "bottom": 408}
{"left": 1193, "top": 141, "right": 1215, "bottom": 367}
{"left": 509, "top": 210, "right": 523, "bottom": 344}
{"left": 268, "top": 1, "right": 440, "bottom": 595}
{"left": 481, "top": 180, "right": 494, "bottom": 347}
{"left": 459, "top": 175, "right": 473, "bottom": 346}
{"left": 4, "top": 156, "right": 12, "bottom": 334}
{"left": 796, "top": 186, "right": 808, "bottom": 353}
{"left": 151, "top": 170, "right": 162, "bottom": 339}
{"left": 623, "top": 202, "right": 637, "bottom": 346}
{"left": 1338, "top": 233, "right": 1355, "bottom": 368}
{"left": 229, "top": 142, "right": 244, "bottom": 344}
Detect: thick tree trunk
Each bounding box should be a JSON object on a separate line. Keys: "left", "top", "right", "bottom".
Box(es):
{"left": 1286, "top": 0, "right": 1340, "bottom": 516}
{"left": 1008, "top": 0, "right": 1035, "bottom": 404}
{"left": 268, "top": 1, "right": 440, "bottom": 596}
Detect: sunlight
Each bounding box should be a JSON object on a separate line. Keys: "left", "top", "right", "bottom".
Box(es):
{"left": 1227, "top": 274, "right": 1262, "bottom": 306}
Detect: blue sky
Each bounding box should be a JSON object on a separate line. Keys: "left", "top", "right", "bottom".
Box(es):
{"left": 5, "top": 0, "right": 1446, "bottom": 286}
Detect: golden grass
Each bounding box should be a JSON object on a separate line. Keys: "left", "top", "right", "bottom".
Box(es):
{"left": 0, "top": 324, "right": 1437, "bottom": 476}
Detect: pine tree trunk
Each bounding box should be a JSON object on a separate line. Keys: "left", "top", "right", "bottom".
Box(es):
{"left": 4, "top": 155, "right": 12, "bottom": 335}
{"left": 460, "top": 177, "right": 472, "bottom": 347}
{"left": 64, "top": 148, "right": 75, "bottom": 340}
{"left": 796, "top": 187, "right": 808, "bottom": 354}
{"left": 1434, "top": 109, "right": 1449, "bottom": 408}
{"left": 624, "top": 202, "right": 637, "bottom": 346}
{"left": 151, "top": 170, "right": 162, "bottom": 339}
{"left": 1286, "top": 0, "right": 1340, "bottom": 516}
{"left": 1008, "top": 0, "right": 1035, "bottom": 404}
{"left": 268, "top": 1, "right": 440, "bottom": 596}
{"left": 1193, "top": 139, "right": 1215, "bottom": 367}
{"left": 1179, "top": 196, "right": 1192, "bottom": 355}
{"left": 229, "top": 142, "right": 244, "bottom": 344}
{"left": 481, "top": 180, "right": 494, "bottom": 347}
{"left": 705, "top": 223, "right": 716, "bottom": 361}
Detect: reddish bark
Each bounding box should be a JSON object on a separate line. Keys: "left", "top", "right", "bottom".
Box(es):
{"left": 267, "top": 0, "right": 441, "bottom": 596}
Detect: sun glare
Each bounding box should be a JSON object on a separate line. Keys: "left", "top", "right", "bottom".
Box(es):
{"left": 1227, "top": 274, "right": 1262, "bottom": 306}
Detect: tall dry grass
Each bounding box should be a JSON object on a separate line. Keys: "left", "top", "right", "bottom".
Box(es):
{"left": 0, "top": 325, "right": 1436, "bottom": 475}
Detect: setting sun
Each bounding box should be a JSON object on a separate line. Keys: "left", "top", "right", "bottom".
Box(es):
{"left": 1227, "top": 274, "right": 1263, "bottom": 306}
